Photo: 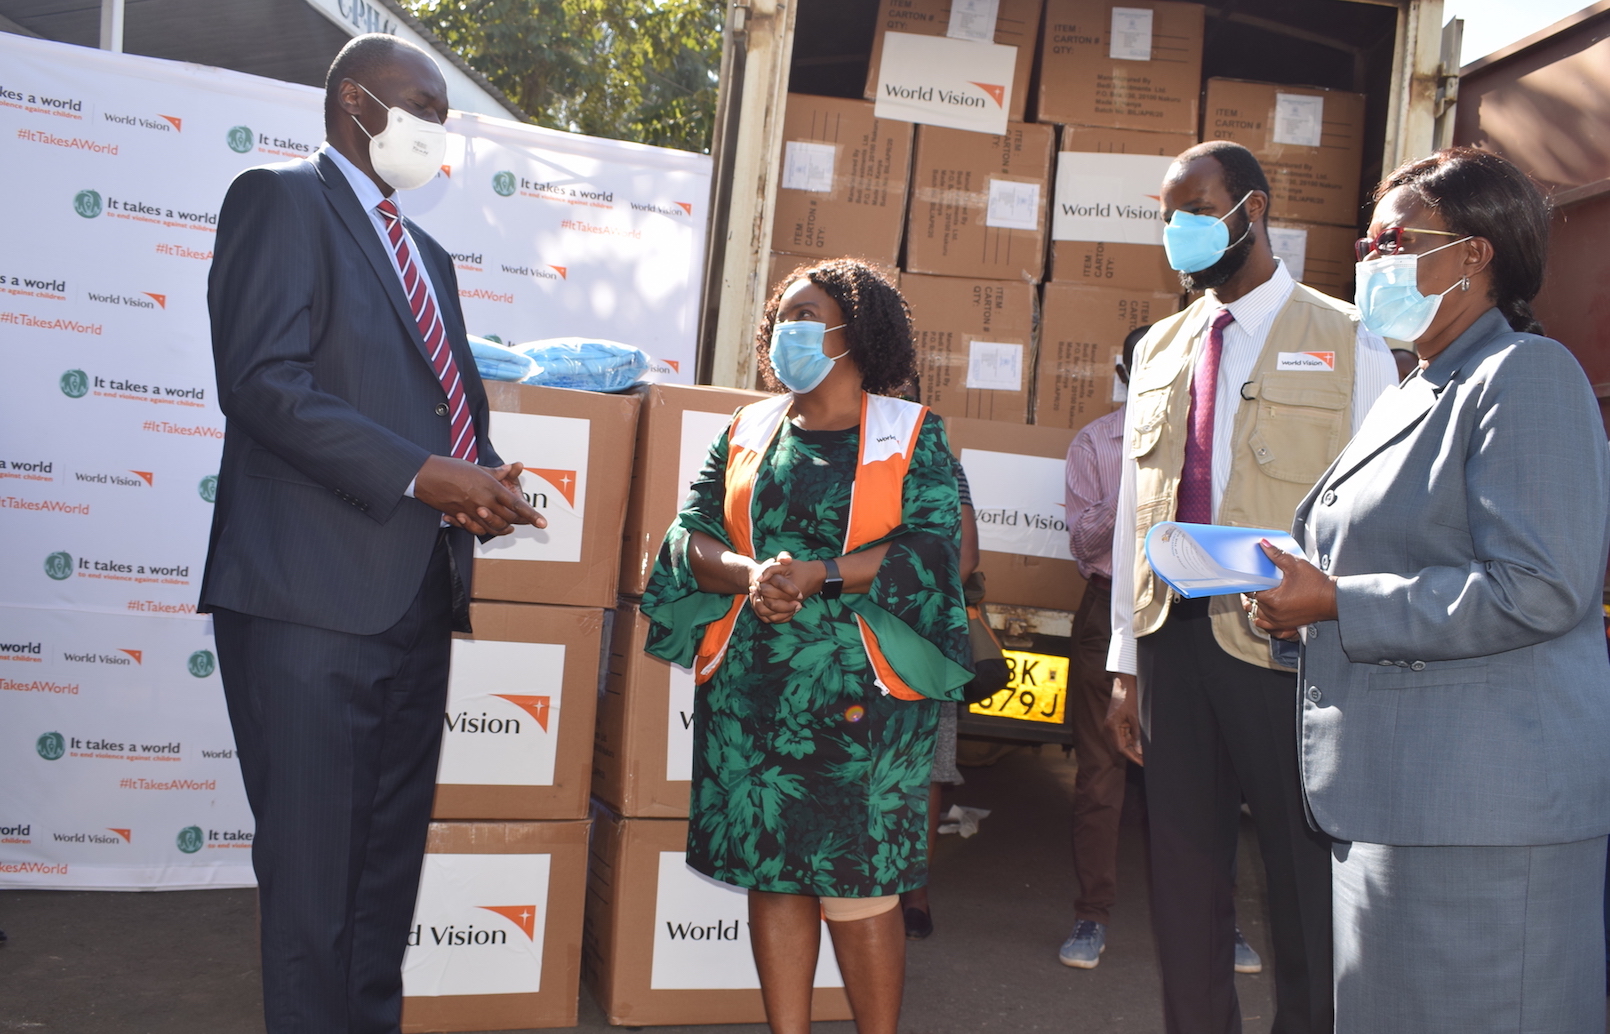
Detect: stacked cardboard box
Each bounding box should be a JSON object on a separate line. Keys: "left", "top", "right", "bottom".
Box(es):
{"left": 402, "top": 382, "right": 642, "bottom": 1031}
{"left": 864, "top": 0, "right": 1046, "bottom": 123}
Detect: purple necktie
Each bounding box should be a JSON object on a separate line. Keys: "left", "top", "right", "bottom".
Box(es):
{"left": 1176, "top": 309, "right": 1235, "bottom": 525}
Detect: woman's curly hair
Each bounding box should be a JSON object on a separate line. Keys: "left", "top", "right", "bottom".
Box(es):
{"left": 755, "top": 258, "right": 917, "bottom": 396}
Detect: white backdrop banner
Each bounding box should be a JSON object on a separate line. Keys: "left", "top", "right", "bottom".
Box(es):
{"left": 0, "top": 34, "right": 710, "bottom": 888}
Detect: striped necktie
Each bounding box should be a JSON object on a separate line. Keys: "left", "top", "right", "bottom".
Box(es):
{"left": 375, "top": 198, "right": 478, "bottom": 464}
{"left": 1175, "top": 308, "right": 1234, "bottom": 525}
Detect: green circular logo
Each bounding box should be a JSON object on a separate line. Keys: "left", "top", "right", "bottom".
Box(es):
{"left": 43, "top": 551, "right": 73, "bottom": 581}
{"left": 491, "top": 171, "right": 516, "bottom": 197}
{"left": 73, "top": 189, "right": 102, "bottom": 219}
{"left": 187, "top": 650, "right": 216, "bottom": 678}
{"left": 225, "top": 125, "right": 253, "bottom": 154}
{"left": 197, "top": 475, "right": 218, "bottom": 503}
{"left": 36, "top": 732, "right": 65, "bottom": 761}
{"left": 60, "top": 369, "right": 89, "bottom": 398}
{"left": 175, "top": 826, "right": 204, "bottom": 854}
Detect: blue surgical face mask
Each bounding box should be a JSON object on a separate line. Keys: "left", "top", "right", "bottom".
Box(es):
{"left": 770, "top": 320, "right": 847, "bottom": 394}
{"left": 1353, "top": 236, "right": 1472, "bottom": 341}
{"left": 1162, "top": 191, "right": 1253, "bottom": 273}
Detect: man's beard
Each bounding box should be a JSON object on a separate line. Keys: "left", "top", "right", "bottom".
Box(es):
{"left": 1178, "top": 215, "right": 1255, "bottom": 293}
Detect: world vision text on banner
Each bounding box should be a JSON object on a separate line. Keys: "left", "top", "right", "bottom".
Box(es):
{"left": 873, "top": 32, "right": 1016, "bottom": 135}
{"left": 0, "top": 31, "right": 710, "bottom": 888}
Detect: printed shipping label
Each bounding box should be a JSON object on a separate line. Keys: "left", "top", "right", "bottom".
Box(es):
{"left": 436, "top": 639, "right": 565, "bottom": 786}
{"left": 960, "top": 449, "right": 1073, "bottom": 561}
{"left": 665, "top": 662, "right": 695, "bottom": 781}
{"left": 1267, "top": 227, "right": 1309, "bottom": 281}
{"left": 1273, "top": 93, "right": 1325, "bottom": 148}
{"left": 649, "top": 852, "right": 843, "bottom": 989}
{"left": 946, "top": 0, "right": 1001, "bottom": 43}
{"left": 965, "top": 341, "right": 1024, "bottom": 392}
{"left": 782, "top": 141, "right": 836, "bottom": 193}
{"left": 1276, "top": 351, "right": 1336, "bottom": 371}
{"left": 1109, "top": 7, "right": 1155, "bottom": 61}
{"left": 985, "top": 179, "right": 1041, "bottom": 231}
{"left": 873, "top": 32, "right": 1016, "bottom": 136}
{"left": 403, "top": 853, "right": 551, "bottom": 997}
{"left": 1051, "top": 151, "right": 1174, "bottom": 244}
{"left": 474, "top": 411, "right": 590, "bottom": 565}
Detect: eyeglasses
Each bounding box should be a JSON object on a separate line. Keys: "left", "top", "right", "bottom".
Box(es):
{"left": 1354, "top": 226, "right": 1466, "bottom": 262}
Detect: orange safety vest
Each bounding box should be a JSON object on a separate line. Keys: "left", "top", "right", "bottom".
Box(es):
{"left": 693, "top": 392, "right": 930, "bottom": 700}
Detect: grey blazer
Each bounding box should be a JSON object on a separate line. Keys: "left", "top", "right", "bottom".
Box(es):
{"left": 1292, "top": 308, "right": 1610, "bottom": 846}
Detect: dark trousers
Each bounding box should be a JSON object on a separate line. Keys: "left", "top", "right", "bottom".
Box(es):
{"left": 213, "top": 535, "right": 454, "bottom": 1034}
{"left": 1069, "top": 576, "right": 1125, "bottom": 925}
{"left": 1138, "top": 597, "right": 1333, "bottom": 1034}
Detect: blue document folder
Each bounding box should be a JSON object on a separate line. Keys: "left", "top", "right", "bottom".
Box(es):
{"left": 1143, "top": 522, "right": 1305, "bottom": 598}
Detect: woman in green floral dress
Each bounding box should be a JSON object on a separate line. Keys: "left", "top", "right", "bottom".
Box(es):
{"left": 641, "top": 259, "right": 972, "bottom": 1034}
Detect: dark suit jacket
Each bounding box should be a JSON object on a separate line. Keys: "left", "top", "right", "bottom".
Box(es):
{"left": 199, "top": 150, "right": 501, "bottom": 635}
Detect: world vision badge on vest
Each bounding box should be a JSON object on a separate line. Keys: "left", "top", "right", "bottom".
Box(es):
{"left": 693, "top": 393, "right": 931, "bottom": 699}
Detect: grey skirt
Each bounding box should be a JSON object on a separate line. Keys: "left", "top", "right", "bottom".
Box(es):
{"left": 1332, "top": 835, "right": 1607, "bottom": 1034}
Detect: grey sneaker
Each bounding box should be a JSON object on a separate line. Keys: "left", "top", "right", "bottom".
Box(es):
{"left": 1234, "top": 927, "right": 1263, "bottom": 974}
{"left": 1058, "top": 920, "right": 1107, "bottom": 969}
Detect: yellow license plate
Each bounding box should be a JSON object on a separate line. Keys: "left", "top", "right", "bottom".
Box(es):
{"left": 967, "top": 650, "right": 1069, "bottom": 724}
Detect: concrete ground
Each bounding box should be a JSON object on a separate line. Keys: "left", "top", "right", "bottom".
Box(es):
{"left": 0, "top": 742, "right": 1565, "bottom": 1033}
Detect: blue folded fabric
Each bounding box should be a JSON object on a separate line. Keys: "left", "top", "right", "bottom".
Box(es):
{"left": 517, "top": 337, "right": 649, "bottom": 393}
{"left": 467, "top": 335, "right": 536, "bottom": 382}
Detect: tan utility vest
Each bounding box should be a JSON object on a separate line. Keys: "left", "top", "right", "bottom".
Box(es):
{"left": 1129, "top": 282, "right": 1359, "bottom": 669}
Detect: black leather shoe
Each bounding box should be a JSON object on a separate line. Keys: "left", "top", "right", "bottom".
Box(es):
{"left": 903, "top": 907, "right": 933, "bottom": 939}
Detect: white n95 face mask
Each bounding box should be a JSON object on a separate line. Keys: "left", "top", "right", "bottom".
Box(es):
{"left": 351, "top": 82, "right": 447, "bottom": 191}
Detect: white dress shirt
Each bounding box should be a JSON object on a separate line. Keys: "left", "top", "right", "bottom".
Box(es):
{"left": 321, "top": 145, "right": 452, "bottom": 502}
{"left": 1106, "top": 259, "right": 1397, "bottom": 674}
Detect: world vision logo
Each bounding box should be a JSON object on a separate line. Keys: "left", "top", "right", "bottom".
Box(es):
{"left": 60, "top": 369, "right": 89, "bottom": 398}
{"left": 444, "top": 695, "right": 551, "bottom": 735}
{"left": 36, "top": 731, "right": 65, "bottom": 761}
{"left": 492, "top": 171, "right": 516, "bottom": 197}
{"left": 49, "top": 828, "right": 131, "bottom": 845}
{"left": 970, "top": 82, "right": 1006, "bottom": 108}
{"left": 499, "top": 262, "right": 566, "bottom": 281}
{"left": 61, "top": 648, "right": 141, "bottom": 666}
{"left": 85, "top": 290, "right": 167, "bottom": 310}
{"left": 198, "top": 474, "right": 217, "bottom": 502}
{"left": 187, "top": 650, "right": 216, "bottom": 678}
{"left": 408, "top": 904, "right": 539, "bottom": 946}
{"left": 43, "top": 551, "right": 73, "bottom": 581}
{"left": 109, "top": 828, "right": 131, "bottom": 842}
{"left": 628, "top": 201, "right": 694, "bottom": 217}
{"left": 525, "top": 469, "right": 577, "bottom": 509}
{"left": 175, "top": 825, "right": 203, "bottom": 854}
{"left": 72, "top": 470, "right": 152, "bottom": 488}
{"left": 225, "top": 125, "right": 253, "bottom": 154}
{"left": 73, "top": 190, "right": 102, "bottom": 219}
{"left": 102, "top": 112, "right": 181, "bottom": 132}
{"left": 881, "top": 80, "right": 1004, "bottom": 110}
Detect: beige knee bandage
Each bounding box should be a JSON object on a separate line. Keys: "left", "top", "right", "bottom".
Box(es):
{"left": 819, "top": 894, "right": 899, "bottom": 922}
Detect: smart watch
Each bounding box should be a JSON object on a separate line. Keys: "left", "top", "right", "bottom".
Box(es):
{"left": 820, "top": 557, "right": 844, "bottom": 601}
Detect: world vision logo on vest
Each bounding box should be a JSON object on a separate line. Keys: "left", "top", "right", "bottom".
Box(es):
{"left": 407, "top": 903, "right": 540, "bottom": 946}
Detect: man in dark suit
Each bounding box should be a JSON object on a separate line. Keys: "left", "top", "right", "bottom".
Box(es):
{"left": 200, "top": 34, "right": 543, "bottom": 1033}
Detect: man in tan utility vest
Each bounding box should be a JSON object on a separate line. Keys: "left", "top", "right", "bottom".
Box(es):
{"left": 1104, "top": 141, "right": 1396, "bottom": 1034}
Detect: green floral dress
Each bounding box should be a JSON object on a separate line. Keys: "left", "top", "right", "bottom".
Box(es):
{"left": 642, "top": 404, "right": 972, "bottom": 897}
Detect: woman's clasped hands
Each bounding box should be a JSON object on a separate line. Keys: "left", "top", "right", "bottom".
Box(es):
{"left": 748, "top": 551, "right": 817, "bottom": 624}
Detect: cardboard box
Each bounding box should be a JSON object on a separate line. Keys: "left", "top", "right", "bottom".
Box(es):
{"left": 618, "top": 383, "right": 772, "bottom": 598}
{"left": 1269, "top": 219, "right": 1358, "bottom": 301}
{"left": 1037, "top": 0, "right": 1205, "bottom": 135}
{"left": 431, "top": 602, "right": 604, "bottom": 821}
{"left": 863, "top": 0, "right": 1045, "bottom": 123}
{"left": 593, "top": 603, "right": 693, "bottom": 817}
{"left": 902, "top": 273, "right": 1037, "bottom": 424}
{"left": 1203, "top": 78, "right": 1368, "bottom": 228}
{"left": 770, "top": 95, "right": 914, "bottom": 265}
{"left": 473, "top": 382, "right": 640, "bottom": 608}
{"left": 905, "top": 122, "right": 1054, "bottom": 284}
{"left": 1035, "top": 283, "right": 1181, "bottom": 430}
{"left": 767, "top": 253, "right": 902, "bottom": 300}
{"left": 945, "top": 416, "right": 1084, "bottom": 610}
{"left": 400, "top": 820, "right": 590, "bottom": 1032}
{"left": 1049, "top": 125, "right": 1195, "bottom": 292}
{"left": 583, "top": 809, "right": 852, "bottom": 1025}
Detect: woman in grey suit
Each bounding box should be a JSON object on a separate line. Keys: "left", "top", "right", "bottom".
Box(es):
{"left": 1248, "top": 148, "right": 1610, "bottom": 1032}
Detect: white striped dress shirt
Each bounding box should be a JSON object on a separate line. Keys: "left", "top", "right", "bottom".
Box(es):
{"left": 1106, "top": 260, "right": 1398, "bottom": 675}
{"left": 1064, "top": 406, "right": 1127, "bottom": 581}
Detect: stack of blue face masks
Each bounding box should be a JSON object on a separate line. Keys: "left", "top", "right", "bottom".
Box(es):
{"left": 517, "top": 337, "right": 650, "bottom": 393}
{"left": 467, "top": 335, "right": 537, "bottom": 382}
